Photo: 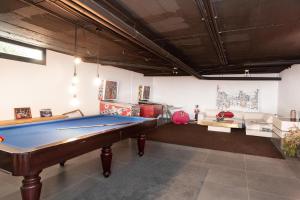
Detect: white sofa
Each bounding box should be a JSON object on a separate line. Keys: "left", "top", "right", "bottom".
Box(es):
{"left": 201, "top": 109, "right": 274, "bottom": 137}
{"left": 244, "top": 112, "right": 274, "bottom": 137}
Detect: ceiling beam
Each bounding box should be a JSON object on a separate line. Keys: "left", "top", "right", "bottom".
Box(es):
{"left": 197, "top": 65, "right": 288, "bottom": 73}
{"left": 55, "top": 0, "right": 203, "bottom": 79}
{"left": 194, "top": 59, "right": 298, "bottom": 72}
{"left": 202, "top": 76, "right": 281, "bottom": 81}
{"left": 195, "top": 0, "right": 228, "bottom": 65}
{"left": 83, "top": 58, "right": 172, "bottom": 71}
{"left": 201, "top": 69, "right": 286, "bottom": 75}
{"left": 144, "top": 73, "right": 281, "bottom": 81}
{"left": 144, "top": 73, "right": 188, "bottom": 77}
{"left": 243, "top": 60, "right": 300, "bottom": 67}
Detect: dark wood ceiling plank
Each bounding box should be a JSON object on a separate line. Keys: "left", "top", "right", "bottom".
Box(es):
{"left": 0, "top": 20, "right": 75, "bottom": 52}
{"left": 0, "top": 0, "right": 170, "bottom": 70}
{"left": 1, "top": 0, "right": 296, "bottom": 79}
{"left": 94, "top": 0, "right": 195, "bottom": 67}
{"left": 212, "top": 0, "right": 300, "bottom": 66}
{"left": 214, "top": 0, "right": 300, "bottom": 33}
{"left": 55, "top": 0, "right": 202, "bottom": 79}
{"left": 100, "top": 0, "right": 222, "bottom": 67}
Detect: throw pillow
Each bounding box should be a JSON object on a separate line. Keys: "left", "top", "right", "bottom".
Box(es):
{"left": 217, "top": 111, "right": 234, "bottom": 118}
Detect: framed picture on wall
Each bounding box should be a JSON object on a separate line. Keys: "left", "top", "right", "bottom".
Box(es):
{"left": 139, "top": 85, "right": 151, "bottom": 101}
{"left": 14, "top": 107, "right": 32, "bottom": 120}
{"left": 143, "top": 86, "right": 151, "bottom": 100}
{"left": 40, "top": 109, "right": 52, "bottom": 117}
{"left": 103, "top": 80, "right": 118, "bottom": 100}
{"left": 138, "top": 85, "right": 143, "bottom": 100}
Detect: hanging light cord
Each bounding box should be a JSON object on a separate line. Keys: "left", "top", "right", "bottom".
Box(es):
{"left": 96, "top": 29, "right": 101, "bottom": 78}
{"left": 74, "top": 24, "right": 78, "bottom": 76}
{"left": 74, "top": 24, "right": 78, "bottom": 56}
{"left": 74, "top": 65, "right": 77, "bottom": 76}
{"left": 96, "top": 46, "right": 99, "bottom": 77}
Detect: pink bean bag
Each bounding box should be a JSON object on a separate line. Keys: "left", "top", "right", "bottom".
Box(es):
{"left": 172, "top": 111, "right": 190, "bottom": 125}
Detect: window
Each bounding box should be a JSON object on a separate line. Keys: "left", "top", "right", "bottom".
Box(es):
{"left": 0, "top": 38, "right": 46, "bottom": 65}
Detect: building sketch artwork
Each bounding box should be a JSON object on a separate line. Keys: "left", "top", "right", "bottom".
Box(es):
{"left": 216, "top": 85, "right": 259, "bottom": 111}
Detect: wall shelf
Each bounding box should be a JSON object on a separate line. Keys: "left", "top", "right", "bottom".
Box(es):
{"left": 0, "top": 115, "right": 67, "bottom": 126}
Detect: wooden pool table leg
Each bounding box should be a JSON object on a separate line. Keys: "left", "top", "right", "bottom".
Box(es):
{"left": 101, "top": 146, "right": 112, "bottom": 178}
{"left": 20, "top": 171, "right": 42, "bottom": 200}
{"left": 137, "top": 134, "right": 146, "bottom": 156}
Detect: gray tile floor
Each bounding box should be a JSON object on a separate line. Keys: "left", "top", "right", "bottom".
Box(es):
{"left": 1, "top": 139, "right": 300, "bottom": 200}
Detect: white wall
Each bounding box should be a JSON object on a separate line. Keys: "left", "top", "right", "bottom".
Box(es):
{"left": 278, "top": 64, "right": 300, "bottom": 117}
{"left": 0, "top": 50, "right": 152, "bottom": 120}
{"left": 0, "top": 48, "right": 285, "bottom": 121}
{"left": 97, "top": 65, "right": 153, "bottom": 103}
{"left": 152, "top": 76, "right": 278, "bottom": 118}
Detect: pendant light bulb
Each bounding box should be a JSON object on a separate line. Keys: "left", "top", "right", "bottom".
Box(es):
{"left": 70, "top": 95, "right": 80, "bottom": 107}
{"left": 74, "top": 57, "right": 82, "bottom": 65}
{"left": 69, "top": 84, "right": 78, "bottom": 94}
{"left": 72, "top": 74, "right": 79, "bottom": 84}
{"left": 94, "top": 75, "right": 101, "bottom": 87}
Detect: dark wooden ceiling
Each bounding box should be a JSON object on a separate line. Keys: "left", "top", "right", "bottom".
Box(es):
{"left": 0, "top": 0, "right": 300, "bottom": 79}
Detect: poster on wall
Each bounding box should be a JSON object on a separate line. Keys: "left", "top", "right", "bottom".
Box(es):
{"left": 143, "top": 86, "right": 151, "bottom": 100}
{"left": 216, "top": 85, "right": 259, "bottom": 111}
{"left": 98, "top": 80, "right": 118, "bottom": 101}
{"left": 138, "top": 85, "right": 143, "bottom": 100}
{"left": 138, "top": 85, "right": 151, "bottom": 101}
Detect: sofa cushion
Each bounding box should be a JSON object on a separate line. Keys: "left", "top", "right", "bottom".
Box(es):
{"left": 205, "top": 109, "right": 243, "bottom": 119}
{"left": 243, "top": 112, "right": 265, "bottom": 120}
{"left": 245, "top": 119, "right": 272, "bottom": 130}
{"left": 263, "top": 114, "right": 273, "bottom": 123}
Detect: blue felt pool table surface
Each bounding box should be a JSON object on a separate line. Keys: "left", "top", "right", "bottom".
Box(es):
{"left": 0, "top": 115, "right": 150, "bottom": 150}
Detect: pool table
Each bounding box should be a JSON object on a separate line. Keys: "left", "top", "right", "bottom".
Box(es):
{"left": 0, "top": 115, "right": 157, "bottom": 200}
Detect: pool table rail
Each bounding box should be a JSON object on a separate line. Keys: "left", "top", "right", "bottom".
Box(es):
{"left": 0, "top": 119, "right": 156, "bottom": 153}
{"left": 0, "top": 118, "right": 157, "bottom": 176}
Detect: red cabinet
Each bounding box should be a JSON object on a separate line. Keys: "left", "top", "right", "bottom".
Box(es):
{"left": 139, "top": 104, "right": 163, "bottom": 118}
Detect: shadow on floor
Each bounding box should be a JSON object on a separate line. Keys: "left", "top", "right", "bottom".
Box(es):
{"left": 0, "top": 140, "right": 207, "bottom": 200}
